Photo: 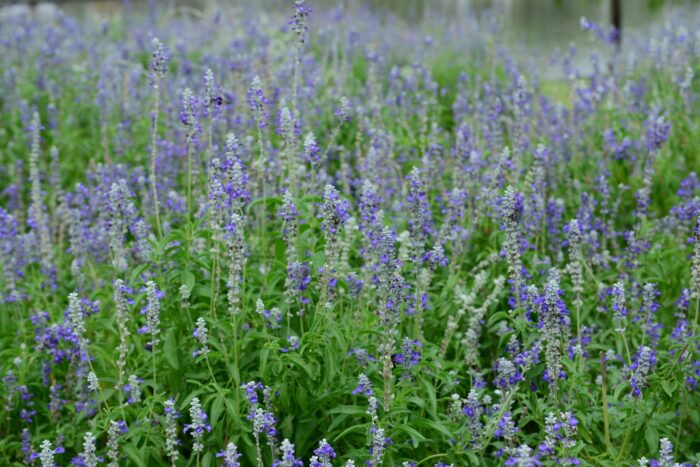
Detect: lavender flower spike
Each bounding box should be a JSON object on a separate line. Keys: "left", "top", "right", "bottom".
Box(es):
{"left": 275, "top": 438, "right": 303, "bottom": 467}
{"left": 217, "top": 442, "right": 242, "bottom": 467}
{"left": 192, "top": 317, "right": 210, "bottom": 358}
{"left": 38, "top": 440, "right": 56, "bottom": 467}
{"left": 28, "top": 110, "right": 54, "bottom": 280}
{"left": 185, "top": 397, "right": 211, "bottom": 453}
{"left": 148, "top": 37, "right": 169, "bottom": 239}
{"left": 144, "top": 281, "right": 161, "bottom": 348}
{"left": 164, "top": 398, "right": 180, "bottom": 464}
{"left": 79, "top": 432, "right": 98, "bottom": 467}
{"left": 310, "top": 439, "right": 336, "bottom": 467}
{"left": 501, "top": 186, "right": 524, "bottom": 307}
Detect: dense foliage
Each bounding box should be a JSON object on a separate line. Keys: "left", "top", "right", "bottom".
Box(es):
{"left": 1, "top": 2, "right": 699, "bottom": 466}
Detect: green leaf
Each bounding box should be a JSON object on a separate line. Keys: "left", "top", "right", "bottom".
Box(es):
{"left": 228, "top": 363, "right": 240, "bottom": 386}
{"left": 246, "top": 196, "right": 283, "bottom": 213}
{"left": 578, "top": 423, "right": 593, "bottom": 444}
{"left": 129, "top": 263, "right": 151, "bottom": 284}
{"left": 406, "top": 396, "right": 425, "bottom": 409}
{"left": 224, "top": 397, "right": 243, "bottom": 429}
{"left": 123, "top": 443, "right": 147, "bottom": 467}
{"left": 327, "top": 413, "right": 349, "bottom": 432}
{"left": 661, "top": 379, "right": 675, "bottom": 398}
{"left": 163, "top": 331, "right": 180, "bottom": 370}
{"left": 333, "top": 424, "right": 368, "bottom": 443}
{"left": 487, "top": 310, "right": 509, "bottom": 327}
{"left": 645, "top": 426, "right": 659, "bottom": 454}
{"left": 323, "top": 346, "right": 338, "bottom": 385}
{"left": 181, "top": 269, "right": 195, "bottom": 291}
{"left": 283, "top": 353, "right": 317, "bottom": 380}
{"left": 329, "top": 405, "right": 367, "bottom": 416}
{"left": 211, "top": 395, "right": 225, "bottom": 430}
{"left": 202, "top": 451, "right": 213, "bottom": 467}
{"left": 413, "top": 418, "right": 454, "bottom": 439}
{"left": 395, "top": 424, "right": 427, "bottom": 448}
{"left": 421, "top": 377, "right": 437, "bottom": 415}
{"left": 192, "top": 284, "right": 212, "bottom": 298}
{"left": 260, "top": 347, "right": 270, "bottom": 375}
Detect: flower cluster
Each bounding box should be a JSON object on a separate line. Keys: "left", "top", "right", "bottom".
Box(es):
{"left": 184, "top": 397, "right": 211, "bottom": 453}
{"left": 3, "top": 3, "right": 700, "bottom": 466}
{"left": 630, "top": 346, "right": 657, "bottom": 397}
{"left": 149, "top": 37, "right": 170, "bottom": 86}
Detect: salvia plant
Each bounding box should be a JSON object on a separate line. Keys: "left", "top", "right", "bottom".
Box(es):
{"left": 1, "top": 2, "right": 700, "bottom": 466}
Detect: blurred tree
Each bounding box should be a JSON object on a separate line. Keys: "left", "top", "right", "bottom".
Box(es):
{"left": 612, "top": 0, "right": 621, "bottom": 49}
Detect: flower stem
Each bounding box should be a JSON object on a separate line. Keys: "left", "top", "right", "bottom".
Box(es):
{"left": 600, "top": 352, "right": 612, "bottom": 453}
{"left": 150, "top": 81, "right": 163, "bottom": 240}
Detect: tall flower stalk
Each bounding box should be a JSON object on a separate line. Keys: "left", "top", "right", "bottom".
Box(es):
{"left": 406, "top": 168, "right": 433, "bottom": 339}
{"left": 501, "top": 186, "right": 524, "bottom": 309}
{"left": 289, "top": 0, "right": 310, "bottom": 117}
{"left": 113, "top": 279, "right": 131, "bottom": 394}
{"left": 142, "top": 281, "right": 162, "bottom": 394}
{"left": 180, "top": 87, "right": 199, "bottom": 261}
{"left": 28, "top": 111, "right": 54, "bottom": 283}
{"left": 202, "top": 68, "right": 222, "bottom": 158}
{"left": 691, "top": 217, "right": 700, "bottom": 327}
{"left": 540, "top": 269, "right": 570, "bottom": 400}
{"left": 163, "top": 398, "right": 180, "bottom": 465}
{"left": 148, "top": 38, "right": 170, "bottom": 239}
{"left": 566, "top": 219, "right": 584, "bottom": 365}
{"left": 248, "top": 76, "right": 269, "bottom": 201}
{"left": 321, "top": 185, "right": 350, "bottom": 306}
{"left": 225, "top": 214, "right": 246, "bottom": 375}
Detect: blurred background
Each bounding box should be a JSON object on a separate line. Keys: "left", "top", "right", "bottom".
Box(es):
{"left": 2, "top": 0, "right": 698, "bottom": 52}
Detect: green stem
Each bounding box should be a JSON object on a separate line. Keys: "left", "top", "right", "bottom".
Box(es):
{"left": 150, "top": 81, "right": 163, "bottom": 240}
{"left": 621, "top": 333, "right": 632, "bottom": 366}
{"left": 152, "top": 350, "right": 157, "bottom": 396}
{"left": 600, "top": 352, "right": 612, "bottom": 453}
{"left": 209, "top": 249, "right": 220, "bottom": 320}
{"left": 478, "top": 387, "right": 517, "bottom": 454}
{"left": 418, "top": 453, "right": 447, "bottom": 465}
{"left": 320, "top": 124, "right": 341, "bottom": 164}
{"left": 205, "top": 355, "right": 218, "bottom": 386}
{"left": 256, "top": 126, "right": 266, "bottom": 239}
{"left": 291, "top": 52, "right": 299, "bottom": 122}
{"left": 186, "top": 141, "right": 193, "bottom": 258}
{"left": 575, "top": 295, "right": 582, "bottom": 370}
{"left": 232, "top": 313, "right": 240, "bottom": 386}
{"left": 617, "top": 402, "right": 637, "bottom": 461}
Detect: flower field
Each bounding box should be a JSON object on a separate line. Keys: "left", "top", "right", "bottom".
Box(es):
{"left": 1, "top": 1, "right": 699, "bottom": 466}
